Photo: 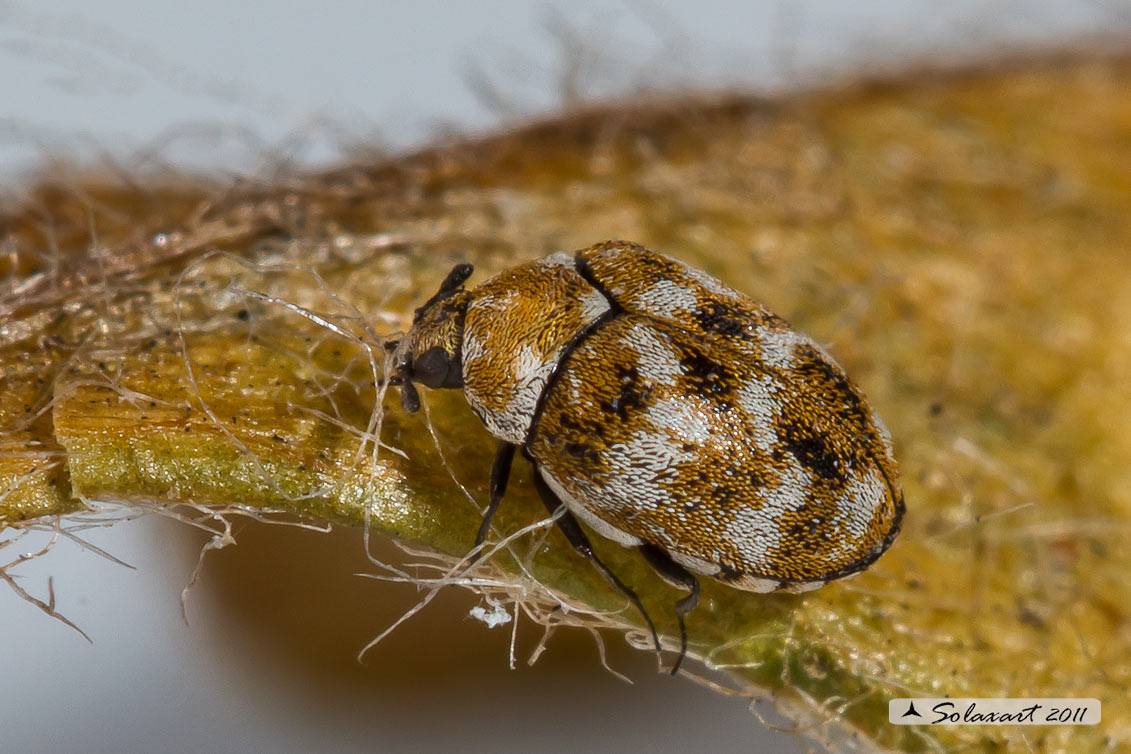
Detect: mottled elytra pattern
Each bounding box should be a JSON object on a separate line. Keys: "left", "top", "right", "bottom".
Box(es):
{"left": 531, "top": 314, "right": 898, "bottom": 585}
{"left": 531, "top": 242, "right": 902, "bottom": 587}
{"left": 403, "top": 240, "right": 902, "bottom": 599}
{"left": 578, "top": 240, "right": 791, "bottom": 339}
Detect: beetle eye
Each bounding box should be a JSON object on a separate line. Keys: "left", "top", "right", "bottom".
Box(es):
{"left": 413, "top": 346, "right": 461, "bottom": 388}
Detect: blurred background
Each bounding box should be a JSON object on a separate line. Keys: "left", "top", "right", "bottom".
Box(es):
{"left": 1, "top": 2, "right": 1128, "bottom": 753}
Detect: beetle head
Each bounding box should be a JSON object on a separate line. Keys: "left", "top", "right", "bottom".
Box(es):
{"left": 392, "top": 263, "right": 473, "bottom": 413}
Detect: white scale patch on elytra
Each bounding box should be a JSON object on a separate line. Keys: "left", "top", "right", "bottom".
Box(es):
{"left": 758, "top": 328, "right": 806, "bottom": 370}
{"left": 634, "top": 279, "right": 699, "bottom": 319}
{"left": 540, "top": 468, "right": 643, "bottom": 547}
{"left": 581, "top": 425, "right": 700, "bottom": 534}
{"left": 644, "top": 397, "right": 714, "bottom": 445}
{"left": 606, "top": 426, "right": 697, "bottom": 479}
{"left": 578, "top": 286, "right": 608, "bottom": 323}
{"left": 734, "top": 374, "right": 782, "bottom": 453}
{"left": 725, "top": 455, "right": 817, "bottom": 572}
{"left": 828, "top": 470, "right": 888, "bottom": 561}
{"left": 621, "top": 325, "right": 682, "bottom": 385}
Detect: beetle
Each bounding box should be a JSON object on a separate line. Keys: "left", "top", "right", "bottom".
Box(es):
{"left": 391, "top": 240, "right": 904, "bottom": 674}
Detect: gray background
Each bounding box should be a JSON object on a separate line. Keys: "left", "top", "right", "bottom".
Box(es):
{"left": 1, "top": 2, "right": 1126, "bottom": 753}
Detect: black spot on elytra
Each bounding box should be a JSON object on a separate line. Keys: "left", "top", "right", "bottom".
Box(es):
{"left": 713, "top": 484, "right": 739, "bottom": 508}
{"left": 779, "top": 421, "right": 841, "bottom": 480}
{"left": 793, "top": 344, "right": 869, "bottom": 429}
{"left": 557, "top": 412, "right": 608, "bottom": 442}
{"left": 787, "top": 515, "right": 825, "bottom": 540}
{"left": 603, "top": 365, "right": 650, "bottom": 421}
{"left": 564, "top": 441, "right": 600, "bottom": 464}
{"left": 678, "top": 349, "right": 732, "bottom": 399}
{"left": 693, "top": 301, "right": 746, "bottom": 338}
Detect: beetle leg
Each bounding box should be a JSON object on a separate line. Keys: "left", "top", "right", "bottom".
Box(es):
{"left": 638, "top": 544, "right": 701, "bottom": 675}
{"left": 474, "top": 442, "right": 517, "bottom": 549}
{"left": 530, "top": 469, "right": 663, "bottom": 662}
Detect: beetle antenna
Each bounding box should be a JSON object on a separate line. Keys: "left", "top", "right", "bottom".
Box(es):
{"left": 414, "top": 262, "right": 474, "bottom": 319}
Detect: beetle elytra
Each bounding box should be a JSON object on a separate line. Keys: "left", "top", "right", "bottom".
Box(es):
{"left": 391, "top": 241, "right": 904, "bottom": 673}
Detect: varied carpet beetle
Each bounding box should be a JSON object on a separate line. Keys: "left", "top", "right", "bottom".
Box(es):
{"left": 391, "top": 240, "right": 904, "bottom": 673}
